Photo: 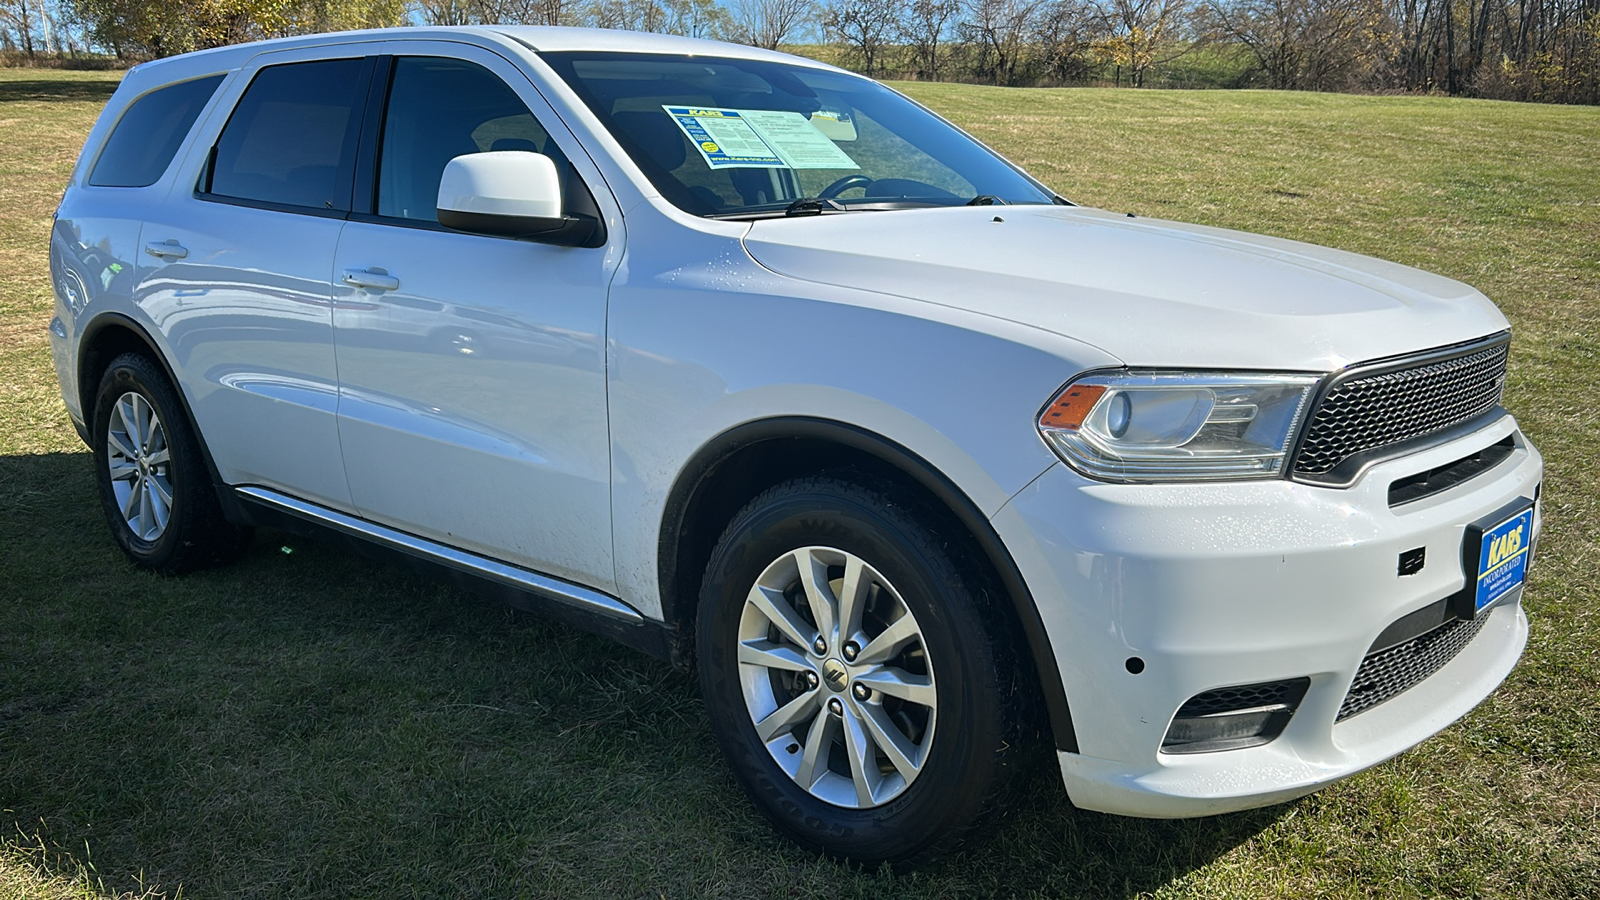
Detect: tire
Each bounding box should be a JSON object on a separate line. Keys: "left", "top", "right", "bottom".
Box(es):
{"left": 91, "top": 352, "right": 250, "bottom": 574}
{"left": 696, "top": 476, "right": 1026, "bottom": 867}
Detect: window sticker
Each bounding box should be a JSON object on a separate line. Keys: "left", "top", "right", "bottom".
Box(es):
{"left": 663, "top": 106, "right": 859, "bottom": 170}
{"left": 739, "top": 110, "right": 860, "bottom": 169}
{"left": 662, "top": 106, "right": 784, "bottom": 168}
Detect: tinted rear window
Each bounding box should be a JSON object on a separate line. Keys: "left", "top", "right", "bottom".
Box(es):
{"left": 206, "top": 58, "right": 369, "bottom": 211}
{"left": 88, "top": 75, "right": 224, "bottom": 188}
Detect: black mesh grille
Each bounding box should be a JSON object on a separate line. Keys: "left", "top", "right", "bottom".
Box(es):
{"left": 1177, "top": 679, "right": 1308, "bottom": 718}
{"left": 1294, "top": 340, "right": 1509, "bottom": 479}
{"left": 1337, "top": 614, "right": 1489, "bottom": 721}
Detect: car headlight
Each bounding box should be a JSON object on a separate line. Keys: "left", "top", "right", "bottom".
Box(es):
{"left": 1037, "top": 371, "right": 1321, "bottom": 482}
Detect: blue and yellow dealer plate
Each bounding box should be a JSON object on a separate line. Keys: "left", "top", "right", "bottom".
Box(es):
{"left": 1474, "top": 507, "right": 1534, "bottom": 613}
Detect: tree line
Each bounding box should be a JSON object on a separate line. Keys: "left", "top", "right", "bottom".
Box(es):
{"left": 3, "top": 0, "right": 1596, "bottom": 102}
{"left": 816, "top": 0, "right": 1597, "bottom": 101}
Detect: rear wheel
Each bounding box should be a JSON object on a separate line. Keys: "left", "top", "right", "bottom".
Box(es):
{"left": 696, "top": 476, "right": 1025, "bottom": 867}
{"left": 91, "top": 352, "right": 250, "bottom": 573}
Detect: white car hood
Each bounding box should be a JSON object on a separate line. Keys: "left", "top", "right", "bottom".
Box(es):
{"left": 742, "top": 205, "right": 1510, "bottom": 371}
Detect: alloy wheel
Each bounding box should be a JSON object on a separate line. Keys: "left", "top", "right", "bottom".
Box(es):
{"left": 736, "top": 546, "right": 937, "bottom": 808}
{"left": 105, "top": 391, "right": 173, "bottom": 542}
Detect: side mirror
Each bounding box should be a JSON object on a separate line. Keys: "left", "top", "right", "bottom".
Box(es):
{"left": 436, "top": 151, "right": 599, "bottom": 247}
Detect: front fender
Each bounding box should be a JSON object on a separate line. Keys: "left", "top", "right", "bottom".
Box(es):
{"left": 604, "top": 214, "right": 1119, "bottom": 616}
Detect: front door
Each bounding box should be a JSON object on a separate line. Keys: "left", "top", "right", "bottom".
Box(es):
{"left": 331, "top": 45, "right": 621, "bottom": 591}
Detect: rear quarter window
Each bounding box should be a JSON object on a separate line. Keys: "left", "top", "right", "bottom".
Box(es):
{"left": 88, "top": 75, "right": 225, "bottom": 188}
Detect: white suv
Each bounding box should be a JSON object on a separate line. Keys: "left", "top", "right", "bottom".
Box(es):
{"left": 49, "top": 26, "right": 1542, "bottom": 866}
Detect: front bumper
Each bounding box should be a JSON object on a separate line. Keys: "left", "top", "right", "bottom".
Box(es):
{"left": 993, "top": 413, "right": 1540, "bottom": 818}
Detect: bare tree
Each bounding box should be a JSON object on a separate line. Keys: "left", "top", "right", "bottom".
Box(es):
{"left": 1200, "top": 0, "right": 1384, "bottom": 90}
{"left": 901, "top": 0, "right": 962, "bottom": 78}
{"left": 607, "top": 0, "right": 727, "bottom": 32}
{"left": 635, "top": 0, "right": 673, "bottom": 30}
{"left": 2, "top": 0, "right": 37, "bottom": 56}
{"left": 663, "top": 0, "right": 729, "bottom": 37}
{"left": 590, "top": 0, "right": 633, "bottom": 28}
{"left": 589, "top": 0, "right": 730, "bottom": 34}
{"left": 531, "top": 0, "right": 570, "bottom": 24}
{"left": 729, "top": 0, "right": 813, "bottom": 48}
{"left": 413, "top": 0, "right": 569, "bottom": 26}
{"left": 961, "top": 0, "right": 1047, "bottom": 84}
{"left": 823, "top": 0, "right": 900, "bottom": 74}
{"left": 1035, "top": 0, "right": 1099, "bottom": 81}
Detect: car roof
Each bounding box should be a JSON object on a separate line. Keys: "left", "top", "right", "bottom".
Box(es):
{"left": 122, "top": 26, "right": 840, "bottom": 88}
{"left": 489, "top": 25, "right": 825, "bottom": 64}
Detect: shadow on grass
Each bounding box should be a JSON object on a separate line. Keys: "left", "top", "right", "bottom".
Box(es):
{"left": 0, "top": 451, "right": 1282, "bottom": 898}
{"left": 0, "top": 78, "right": 119, "bottom": 104}
{"left": 946, "top": 782, "right": 1290, "bottom": 896}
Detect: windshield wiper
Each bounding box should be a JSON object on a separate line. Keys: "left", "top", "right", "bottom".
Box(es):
{"left": 966, "top": 195, "right": 1008, "bottom": 206}
{"left": 706, "top": 198, "right": 847, "bottom": 221}
{"left": 784, "top": 197, "right": 847, "bottom": 217}
{"left": 707, "top": 198, "right": 960, "bottom": 221}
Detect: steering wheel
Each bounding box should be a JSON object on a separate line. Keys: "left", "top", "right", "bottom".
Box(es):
{"left": 817, "top": 174, "right": 874, "bottom": 199}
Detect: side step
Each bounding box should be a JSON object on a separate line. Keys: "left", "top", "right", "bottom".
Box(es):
{"left": 232, "top": 486, "right": 674, "bottom": 659}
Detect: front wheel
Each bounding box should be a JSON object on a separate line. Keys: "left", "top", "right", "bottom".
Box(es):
{"left": 696, "top": 476, "right": 1026, "bottom": 866}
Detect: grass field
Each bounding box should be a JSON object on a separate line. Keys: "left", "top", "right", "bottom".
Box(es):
{"left": 2, "top": 67, "right": 1598, "bottom": 898}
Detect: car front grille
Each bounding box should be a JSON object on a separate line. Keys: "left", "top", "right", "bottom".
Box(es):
{"left": 1336, "top": 613, "right": 1489, "bottom": 721}
{"left": 1293, "top": 337, "right": 1509, "bottom": 482}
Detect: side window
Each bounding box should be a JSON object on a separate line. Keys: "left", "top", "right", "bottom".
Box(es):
{"left": 377, "top": 57, "right": 559, "bottom": 222}
{"left": 89, "top": 75, "right": 224, "bottom": 188}
{"left": 206, "top": 58, "right": 369, "bottom": 211}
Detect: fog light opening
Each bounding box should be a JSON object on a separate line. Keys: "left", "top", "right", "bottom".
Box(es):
{"left": 1161, "top": 677, "right": 1310, "bottom": 755}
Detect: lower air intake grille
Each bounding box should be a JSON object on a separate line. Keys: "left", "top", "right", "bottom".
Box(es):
{"left": 1337, "top": 614, "right": 1489, "bottom": 721}
{"left": 1176, "top": 680, "right": 1306, "bottom": 718}
{"left": 1164, "top": 678, "right": 1310, "bottom": 754}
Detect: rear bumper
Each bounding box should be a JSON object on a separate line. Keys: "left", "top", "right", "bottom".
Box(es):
{"left": 993, "top": 413, "right": 1540, "bottom": 817}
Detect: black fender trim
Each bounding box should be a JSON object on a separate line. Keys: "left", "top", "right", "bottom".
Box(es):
{"left": 661, "top": 416, "right": 1079, "bottom": 753}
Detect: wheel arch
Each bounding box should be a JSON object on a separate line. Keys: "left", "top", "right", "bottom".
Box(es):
{"left": 659, "top": 416, "right": 1079, "bottom": 753}
{"left": 78, "top": 313, "right": 169, "bottom": 421}
{"left": 76, "top": 312, "right": 241, "bottom": 518}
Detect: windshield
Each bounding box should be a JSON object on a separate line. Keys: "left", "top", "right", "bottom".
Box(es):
{"left": 540, "top": 51, "right": 1057, "bottom": 218}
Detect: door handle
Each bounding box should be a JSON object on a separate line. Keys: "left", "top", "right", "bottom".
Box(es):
{"left": 342, "top": 268, "right": 400, "bottom": 292}
{"left": 144, "top": 240, "right": 188, "bottom": 260}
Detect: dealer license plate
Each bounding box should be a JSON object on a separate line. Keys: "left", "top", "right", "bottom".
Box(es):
{"left": 1472, "top": 507, "right": 1534, "bottom": 614}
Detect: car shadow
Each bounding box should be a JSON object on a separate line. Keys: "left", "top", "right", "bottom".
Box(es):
{"left": 0, "top": 77, "right": 120, "bottom": 104}
{"left": 931, "top": 776, "right": 1291, "bottom": 896}
{"left": 0, "top": 450, "right": 1284, "bottom": 898}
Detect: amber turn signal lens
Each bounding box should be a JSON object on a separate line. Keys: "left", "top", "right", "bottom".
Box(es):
{"left": 1039, "top": 384, "right": 1106, "bottom": 432}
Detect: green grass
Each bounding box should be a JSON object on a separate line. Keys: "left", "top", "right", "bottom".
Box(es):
{"left": 3, "top": 68, "right": 1598, "bottom": 898}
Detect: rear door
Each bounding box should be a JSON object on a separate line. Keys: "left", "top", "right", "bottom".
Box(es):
{"left": 134, "top": 47, "right": 374, "bottom": 509}
{"left": 330, "top": 42, "right": 622, "bottom": 589}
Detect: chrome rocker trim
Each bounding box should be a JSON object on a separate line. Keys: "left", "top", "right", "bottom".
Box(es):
{"left": 235, "top": 486, "right": 644, "bottom": 624}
